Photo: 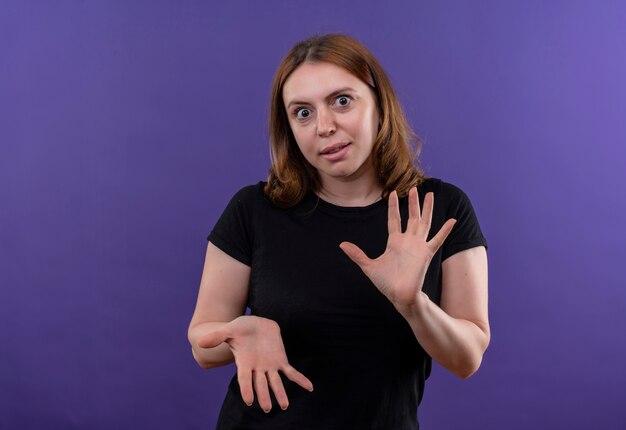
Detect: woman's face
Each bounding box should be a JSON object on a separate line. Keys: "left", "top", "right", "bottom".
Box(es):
{"left": 282, "top": 61, "right": 380, "bottom": 187}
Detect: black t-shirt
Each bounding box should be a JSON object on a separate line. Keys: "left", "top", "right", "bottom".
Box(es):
{"left": 207, "top": 178, "right": 487, "bottom": 430}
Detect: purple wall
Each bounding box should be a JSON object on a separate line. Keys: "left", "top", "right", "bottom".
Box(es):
{"left": 2, "top": 1, "right": 625, "bottom": 428}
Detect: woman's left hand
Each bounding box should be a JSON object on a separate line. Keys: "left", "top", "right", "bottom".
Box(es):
{"left": 339, "top": 188, "right": 456, "bottom": 310}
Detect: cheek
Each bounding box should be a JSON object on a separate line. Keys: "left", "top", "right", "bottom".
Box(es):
{"left": 291, "top": 126, "right": 315, "bottom": 150}
{"left": 290, "top": 130, "right": 305, "bottom": 150}
{"left": 356, "top": 110, "right": 379, "bottom": 140}
{"left": 286, "top": 122, "right": 303, "bottom": 144}
{"left": 289, "top": 130, "right": 314, "bottom": 161}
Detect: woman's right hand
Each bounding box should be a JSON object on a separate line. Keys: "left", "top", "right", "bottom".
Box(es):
{"left": 197, "top": 315, "right": 313, "bottom": 413}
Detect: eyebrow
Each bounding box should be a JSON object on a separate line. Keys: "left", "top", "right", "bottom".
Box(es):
{"left": 285, "top": 87, "right": 357, "bottom": 110}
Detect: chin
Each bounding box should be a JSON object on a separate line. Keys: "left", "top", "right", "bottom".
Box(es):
{"left": 326, "top": 168, "right": 357, "bottom": 179}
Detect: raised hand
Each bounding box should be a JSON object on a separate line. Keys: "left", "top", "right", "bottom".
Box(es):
{"left": 339, "top": 188, "right": 456, "bottom": 310}
{"left": 197, "top": 315, "right": 313, "bottom": 413}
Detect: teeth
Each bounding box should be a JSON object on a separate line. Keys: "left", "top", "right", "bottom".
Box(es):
{"left": 326, "top": 144, "right": 346, "bottom": 154}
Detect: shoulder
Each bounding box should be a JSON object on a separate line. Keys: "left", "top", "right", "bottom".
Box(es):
{"left": 220, "top": 181, "right": 299, "bottom": 224}
{"left": 420, "top": 178, "right": 487, "bottom": 258}
{"left": 228, "top": 181, "right": 267, "bottom": 202}
{"left": 229, "top": 181, "right": 318, "bottom": 215}
{"left": 212, "top": 182, "right": 267, "bottom": 232}
{"left": 208, "top": 182, "right": 268, "bottom": 264}
{"left": 220, "top": 181, "right": 273, "bottom": 213}
{"left": 418, "top": 177, "right": 473, "bottom": 207}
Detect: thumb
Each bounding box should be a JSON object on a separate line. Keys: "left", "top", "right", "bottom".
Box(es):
{"left": 428, "top": 218, "right": 457, "bottom": 252}
{"left": 197, "top": 327, "right": 230, "bottom": 349}
{"left": 339, "top": 241, "right": 371, "bottom": 270}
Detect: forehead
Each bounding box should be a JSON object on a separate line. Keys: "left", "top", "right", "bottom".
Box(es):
{"left": 282, "top": 62, "right": 368, "bottom": 104}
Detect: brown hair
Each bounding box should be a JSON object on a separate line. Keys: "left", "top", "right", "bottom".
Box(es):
{"left": 265, "top": 34, "right": 424, "bottom": 207}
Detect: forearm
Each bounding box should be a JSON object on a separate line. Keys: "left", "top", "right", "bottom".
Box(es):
{"left": 188, "top": 321, "right": 234, "bottom": 368}
{"left": 397, "top": 292, "right": 490, "bottom": 379}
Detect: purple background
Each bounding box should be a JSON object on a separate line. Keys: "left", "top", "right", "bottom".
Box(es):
{"left": 2, "top": 1, "right": 625, "bottom": 428}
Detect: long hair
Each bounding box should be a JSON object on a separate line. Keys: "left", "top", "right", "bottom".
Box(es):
{"left": 265, "top": 34, "right": 424, "bottom": 208}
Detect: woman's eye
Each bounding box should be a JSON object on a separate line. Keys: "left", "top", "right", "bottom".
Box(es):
{"left": 295, "top": 108, "right": 311, "bottom": 120}
{"left": 335, "top": 95, "right": 352, "bottom": 107}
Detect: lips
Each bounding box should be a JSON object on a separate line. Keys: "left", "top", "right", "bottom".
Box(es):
{"left": 320, "top": 142, "right": 351, "bottom": 155}
{"left": 320, "top": 142, "right": 351, "bottom": 161}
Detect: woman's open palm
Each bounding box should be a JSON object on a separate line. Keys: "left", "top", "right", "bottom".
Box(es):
{"left": 340, "top": 188, "right": 456, "bottom": 309}
{"left": 197, "top": 315, "right": 313, "bottom": 413}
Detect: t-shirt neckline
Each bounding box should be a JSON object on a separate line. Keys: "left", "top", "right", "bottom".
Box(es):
{"left": 307, "top": 192, "right": 389, "bottom": 215}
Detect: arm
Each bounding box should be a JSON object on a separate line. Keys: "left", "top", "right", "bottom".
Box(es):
{"left": 396, "top": 246, "right": 489, "bottom": 378}
{"left": 340, "top": 188, "right": 490, "bottom": 379}
{"left": 188, "top": 241, "right": 249, "bottom": 368}
{"left": 188, "top": 242, "right": 313, "bottom": 412}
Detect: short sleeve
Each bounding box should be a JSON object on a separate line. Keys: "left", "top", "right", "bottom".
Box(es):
{"left": 440, "top": 182, "right": 487, "bottom": 261}
{"left": 207, "top": 185, "right": 259, "bottom": 266}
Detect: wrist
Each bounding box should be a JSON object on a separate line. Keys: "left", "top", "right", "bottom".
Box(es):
{"left": 395, "top": 291, "right": 431, "bottom": 318}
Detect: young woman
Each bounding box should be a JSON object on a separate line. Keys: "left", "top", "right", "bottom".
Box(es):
{"left": 188, "top": 34, "right": 489, "bottom": 429}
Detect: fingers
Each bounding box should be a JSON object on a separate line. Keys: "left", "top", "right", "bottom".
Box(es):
{"left": 387, "top": 190, "right": 401, "bottom": 234}
{"left": 428, "top": 218, "right": 457, "bottom": 252}
{"left": 267, "top": 371, "right": 289, "bottom": 410}
{"left": 339, "top": 242, "right": 371, "bottom": 272}
{"left": 240, "top": 367, "right": 312, "bottom": 412}
{"left": 237, "top": 369, "right": 277, "bottom": 413}
{"left": 237, "top": 368, "right": 254, "bottom": 406}
{"left": 418, "top": 192, "right": 434, "bottom": 238}
{"left": 253, "top": 370, "right": 272, "bottom": 413}
{"left": 197, "top": 328, "right": 229, "bottom": 349}
{"left": 406, "top": 189, "right": 436, "bottom": 239}
{"left": 282, "top": 365, "right": 314, "bottom": 393}
{"left": 411, "top": 189, "right": 456, "bottom": 252}
{"left": 407, "top": 187, "right": 420, "bottom": 234}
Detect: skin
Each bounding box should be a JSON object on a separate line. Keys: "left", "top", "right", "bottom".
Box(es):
{"left": 340, "top": 189, "right": 490, "bottom": 378}
{"left": 188, "top": 60, "right": 490, "bottom": 414}
{"left": 187, "top": 244, "right": 312, "bottom": 413}
{"left": 282, "top": 61, "right": 383, "bottom": 206}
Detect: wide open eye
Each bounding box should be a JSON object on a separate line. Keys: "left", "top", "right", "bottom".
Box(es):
{"left": 295, "top": 108, "right": 311, "bottom": 120}
{"left": 334, "top": 95, "right": 352, "bottom": 107}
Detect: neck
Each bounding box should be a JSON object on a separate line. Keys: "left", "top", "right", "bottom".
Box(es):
{"left": 316, "top": 176, "right": 383, "bottom": 207}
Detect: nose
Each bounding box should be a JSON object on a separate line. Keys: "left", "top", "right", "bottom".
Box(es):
{"left": 316, "top": 107, "right": 336, "bottom": 137}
